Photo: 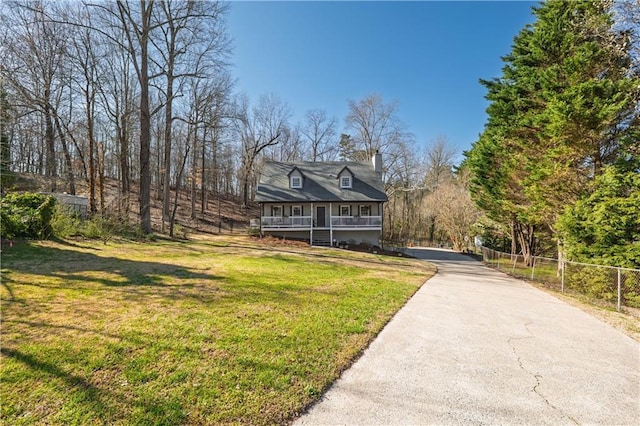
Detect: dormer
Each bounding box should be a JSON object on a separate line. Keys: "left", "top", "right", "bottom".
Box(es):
{"left": 287, "top": 166, "right": 304, "bottom": 189}
{"left": 337, "top": 166, "right": 354, "bottom": 189}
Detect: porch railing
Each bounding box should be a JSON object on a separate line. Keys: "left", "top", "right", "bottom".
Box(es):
{"left": 261, "top": 216, "right": 312, "bottom": 228}
{"left": 330, "top": 216, "right": 382, "bottom": 227}
{"left": 261, "top": 215, "right": 382, "bottom": 229}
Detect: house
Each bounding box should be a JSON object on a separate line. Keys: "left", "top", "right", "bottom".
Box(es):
{"left": 255, "top": 153, "right": 388, "bottom": 246}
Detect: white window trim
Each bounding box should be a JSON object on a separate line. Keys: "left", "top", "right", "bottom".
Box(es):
{"left": 271, "top": 205, "right": 283, "bottom": 217}
{"left": 340, "top": 176, "right": 352, "bottom": 189}
{"left": 340, "top": 205, "right": 351, "bottom": 216}
{"left": 290, "top": 176, "right": 302, "bottom": 189}
{"left": 359, "top": 205, "right": 371, "bottom": 217}
{"left": 291, "top": 205, "right": 302, "bottom": 216}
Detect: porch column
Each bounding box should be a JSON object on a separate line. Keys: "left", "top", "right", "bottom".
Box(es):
{"left": 310, "top": 202, "right": 314, "bottom": 246}
{"left": 380, "top": 202, "right": 384, "bottom": 249}
{"left": 329, "top": 202, "right": 333, "bottom": 246}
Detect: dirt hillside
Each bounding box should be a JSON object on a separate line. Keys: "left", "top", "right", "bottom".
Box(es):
{"left": 9, "top": 173, "right": 260, "bottom": 235}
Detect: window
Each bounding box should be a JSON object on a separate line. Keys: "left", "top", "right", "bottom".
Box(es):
{"left": 271, "top": 206, "right": 283, "bottom": 217}
{"left": 291, "top": 205, "right": 302, "bottom": 216}
{"left": 340, "top": 176, "right": 352, "bottom": 188}
{"left": 359, "top": 205, "right": 371, "bottom": 216}
{"left": 340, "top": 205, "right": 351, "bottom": 216}
{"left": 290, "top": 176, "right": 302, "bottom": 188}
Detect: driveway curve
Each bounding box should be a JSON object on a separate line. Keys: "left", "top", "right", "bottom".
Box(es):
{"left": 295, "top": 247, "right": 640, "bottom": 425}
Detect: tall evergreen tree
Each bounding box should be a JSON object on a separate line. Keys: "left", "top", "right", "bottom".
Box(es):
{"left": 466, "top": 0, "right": 639, "bottom": 264}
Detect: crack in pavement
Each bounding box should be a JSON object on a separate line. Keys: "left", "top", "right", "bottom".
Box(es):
{"left": 508, "top": 322, "right": 579, "bottom": 425}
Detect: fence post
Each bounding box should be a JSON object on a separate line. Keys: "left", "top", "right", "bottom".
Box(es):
{"left": 531, "top": 256, "right": 536, "bottom": 280}
{"left": 617, "top": 268, "right": 622, "bottom": 313}
{"left": 561, "top": 260, "right": 565, "bottom": 293}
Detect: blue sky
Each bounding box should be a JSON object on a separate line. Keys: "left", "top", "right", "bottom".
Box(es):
{"left": 227, "top": 1, "right": 539, "bottom": 162}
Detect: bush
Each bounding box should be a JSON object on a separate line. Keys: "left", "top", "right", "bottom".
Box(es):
{"left": 565, "top": 264, "right": 617, "bottom": 303}
{"left": 51, "top": 208, "right": 144, "bottom": 242}
{"left": 50, "top": 206, "right": 83, "bottom": 238}
{"left": 0, "top": 192, "right": 57, "bottom": 239}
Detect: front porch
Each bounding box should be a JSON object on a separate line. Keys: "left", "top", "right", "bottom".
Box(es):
{"left": 260, "top": 215, "right": 382, "bottom": 230}
{"left": 259, "top": 202, "right": 384, "bottom": 246}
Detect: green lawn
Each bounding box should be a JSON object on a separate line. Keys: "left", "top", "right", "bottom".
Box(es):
{"left": 1, "top": 235, "right": 434, "bottom": 425}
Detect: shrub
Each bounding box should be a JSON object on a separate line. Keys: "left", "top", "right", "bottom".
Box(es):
{"left": 565, "top": 264, "right": 617, "bottom": 303}
{"left": 51, "top": 207, "right": 144, "bottom": 242}
{"left": 50, "top": 206, "right": 83, "bottom": 238}
{"left": 0, "top": 192, "right": 57, "bottom": 239}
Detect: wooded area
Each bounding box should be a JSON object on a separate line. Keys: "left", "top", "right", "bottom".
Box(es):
{"left": 1, "top": 0, "right": 474, "bottom": 245}
{"left": 1, "top": 0, "right": 638, "bottom": 266}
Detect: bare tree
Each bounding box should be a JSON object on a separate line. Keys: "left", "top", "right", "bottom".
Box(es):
{"left": 1, "top": 0, "right": 71, "bottom": 191}
{"left": 264, "top": 125, "right": 303, "bottom": 162}
{"left": 65, "top": 4, "right": 102, "bottom": 212}
{"left": 423, "top": 135, "right": 456, "bottom": 189}
{"left": 344, "top": 93, "right": 414, "bottom": 188}
{"left": 90, "top": 0, "right": 157, "bottom": 233}
{"left": 95, "top": 25, "right": 137, "bottom": 215}
{"left": 299, "top": 108, "right": 338, "bottom": 161}
{"left": 232, "top": 93, "right": 291, "bottom": 206}
{"left": 419, "top": 136, "right": 457, "bottom": 242}
{"left": 152, "top": 0, "right": 230, "bottom": 232}
{"left": 428, "top": 171, "right": 481, "bottom": 251}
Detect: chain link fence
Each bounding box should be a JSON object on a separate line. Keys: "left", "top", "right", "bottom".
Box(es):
{"left": 480, "top": 247, "right": 640, "bottom": 312}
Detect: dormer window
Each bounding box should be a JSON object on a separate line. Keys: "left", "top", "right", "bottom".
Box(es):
{"left": 340, "top": 176, "right": 352, "bottom": 188}
{"left": 288, "top": 166, "right": 304, "bottom": 189}
{"left": 291, "top": 176, "right": 302, "bottom": 188}
{"left": 337, "top": 166, "right": 354, "bottom": 189}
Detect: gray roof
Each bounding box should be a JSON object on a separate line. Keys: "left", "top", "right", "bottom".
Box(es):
{"left": 256, "top": 161, "right": 388, "bottom": 203}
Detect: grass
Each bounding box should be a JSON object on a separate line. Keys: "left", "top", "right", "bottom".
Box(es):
{"left": 1, "top": 234, "right": 434, "bottom": 425}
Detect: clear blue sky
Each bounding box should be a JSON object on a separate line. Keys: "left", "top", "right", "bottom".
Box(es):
{"left": 227, "top": 1, "right": 538, "bottom": 162}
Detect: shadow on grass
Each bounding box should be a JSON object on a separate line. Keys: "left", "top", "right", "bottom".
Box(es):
{"left": 1, "top": 240, "right": 329, "bottom": 309}
{"left": 4, "top": 319, "right": 124, "bottom": 340}
{"left": 222, "top": 241, "right": 422, "bottom": 271}
{"left": 1, "top": 346, "right": 187, "bottom": 425}
{"left": 1, "top": 242, "right": 223, "bottom": 301}
{"left": 1, "top": 346, "right": 109, "bottom": 415}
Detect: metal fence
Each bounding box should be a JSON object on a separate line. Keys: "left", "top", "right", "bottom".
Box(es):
{"left": 480, "top": 247, "right": 640, "bottom": 312}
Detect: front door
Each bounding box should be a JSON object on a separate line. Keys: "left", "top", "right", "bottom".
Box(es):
{"left": 316, "top": 206, "right": 326, "bottom": 227}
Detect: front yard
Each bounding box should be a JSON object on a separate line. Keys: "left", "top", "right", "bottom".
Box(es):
{"left": 1, "top": 234, "right": 434, "bottom": 425}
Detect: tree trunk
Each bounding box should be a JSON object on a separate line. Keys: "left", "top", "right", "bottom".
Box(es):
{"left": 510, "top": 220, "right": 518, "bottom": 259}
{"left": 118, "top": 112, "right": 130, "bottom": 214}
{"left": 53, "top": 114, "right": 76, "bottom": 195}
{"left": 162, "top": 75, "right": 174, "bottom": 232}
{"left": 98, "top": 142, "right": 105, "bottom": 212}
{"left": 191, "top": 123, "right": 198, "bottom": 220}
{"left": 138, "top": 0, "right": 152, "bottom": 234}
{"left": 200, "top": 124, "right": 209, "bottom": 215}
{"left": 170, "top": 144, "right": 190, "bottom": 238}
{"left": 86, "top": 86, "right": 97, "bottom": 214}
{"left": 514, "top": 221, "right": 535, "bottom": 267}
{"left": 44, "top": 104, "right": 57, "bottom": 192}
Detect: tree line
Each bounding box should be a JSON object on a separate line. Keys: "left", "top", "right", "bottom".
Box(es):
{"left": 464, "top": 0, "right": 640, "bottom": 268}
{"left": 1, "top": 0, "right": 475, "bottom": 244}
{"left": 4, "top": 0, "right": 635, "bottom": 265}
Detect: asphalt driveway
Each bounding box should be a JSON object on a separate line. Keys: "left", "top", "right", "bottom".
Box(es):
{"left": 295, "top": 247, "right": 640, "bottom": 425}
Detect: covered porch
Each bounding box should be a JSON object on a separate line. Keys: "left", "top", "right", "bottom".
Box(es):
{"left": 259, "top": 202, "right": 383, "bottom": 246}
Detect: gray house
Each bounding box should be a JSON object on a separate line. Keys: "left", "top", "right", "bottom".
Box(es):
{"left": 255, "top": 153, "right": 388, "bottom": 246}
